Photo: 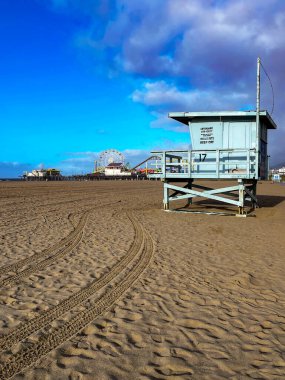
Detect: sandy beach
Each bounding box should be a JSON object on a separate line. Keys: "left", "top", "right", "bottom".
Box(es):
{"left": 0, "top": 180, "right": 285, "bottom": 379}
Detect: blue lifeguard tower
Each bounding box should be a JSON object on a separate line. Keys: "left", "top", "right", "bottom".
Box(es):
{"left": 148, "top": 60, "right": 277, "bottom": 215}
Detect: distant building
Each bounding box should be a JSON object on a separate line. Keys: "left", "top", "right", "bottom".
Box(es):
{"left": 24, "top": 168, "right": 61, "bottom": 180}
{"left": 272, "top": 173, "right": 281, "bottom": 182}
{"left": 25, "top": 169, "right": 46, "bottom": 178}
{"left": 104, "top": 163, "right": 131, "bottom": 176}
{"left": 270, "top": 166, "right": 285, "bottom": 175}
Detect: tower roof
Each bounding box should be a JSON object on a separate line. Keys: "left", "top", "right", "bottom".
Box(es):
{"left": 168, "top": 110, "right": 277, "bottom": 129}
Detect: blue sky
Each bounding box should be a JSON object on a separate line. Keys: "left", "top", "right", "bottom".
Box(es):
{"left": 1, "top": 0, "right": 285, "bottom": 177}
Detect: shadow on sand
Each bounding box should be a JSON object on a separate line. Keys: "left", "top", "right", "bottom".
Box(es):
{"left": 256, "top": 194, "right": 285, "bottom": 207}
{"left": 175, "top": 194, "right": 285, "bottom": 214}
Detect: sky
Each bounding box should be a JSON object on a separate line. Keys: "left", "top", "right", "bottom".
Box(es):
{"left": 0, "top": 0, "right": 285, "bottom": 177}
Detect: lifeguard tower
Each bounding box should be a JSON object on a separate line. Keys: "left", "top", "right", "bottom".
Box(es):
{"left": 148, "top": 59, "right": 277, "bottom": 215}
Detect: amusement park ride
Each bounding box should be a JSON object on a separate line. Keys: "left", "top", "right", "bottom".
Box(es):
{"left": 92, "top": 149, "right": 128, "bottom": 176}
{"left": 92, "top": 149, "right": 161, "bottom": 178}
{"left": 147, "top": 58, "right": 277, "bottom": 216}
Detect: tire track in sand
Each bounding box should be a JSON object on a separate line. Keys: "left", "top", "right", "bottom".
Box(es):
{"left": 0, "top": 214, "right": 154, "bottom": 380}
{"left": 0, "top": 212, "right": 88, "bottom": 278}
{"left": 0, "top": 201, "right": 120, "bottom": 286}
{"left": 0, "top": 212, "right": 142, "bottom": 352}
{"left": 0, "top": 211, "right": 88, "bottom": 287}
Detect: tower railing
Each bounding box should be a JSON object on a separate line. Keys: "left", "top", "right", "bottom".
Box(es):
{"left": 148, "top": 148, "right": 257, "bottom": 179}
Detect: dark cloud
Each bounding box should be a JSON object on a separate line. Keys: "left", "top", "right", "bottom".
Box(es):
{"left": 49, "top": 0, "right": 285, "bottom": 164}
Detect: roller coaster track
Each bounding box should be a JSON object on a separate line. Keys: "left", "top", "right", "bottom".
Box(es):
{"left": 131, "top": 155, "right": 161, "bottom": 170}
{"left": 0, "top": 214, "right": 154, "bottom": 379}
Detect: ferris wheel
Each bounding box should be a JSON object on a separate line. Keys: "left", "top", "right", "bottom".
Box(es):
{"left": 99, "top": 149, "right": 125, "bottom": 167}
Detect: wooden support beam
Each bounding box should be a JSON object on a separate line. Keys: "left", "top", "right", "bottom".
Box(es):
{"left": 166, "top": 183, "right": 242, "bottom": 206}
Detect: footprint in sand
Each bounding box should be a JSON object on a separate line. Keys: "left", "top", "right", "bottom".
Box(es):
{"left": 82, "top": 324, "right": 97, "bottom": 335}
{"left": 154, "top": 347, "right": 171, "bottom": 357}
{"left": 156, "top": 364, "right": 193, "bottom": 376}
{"left": 179, "top": 318, "right": 227, "bottom": 339}
{"left": 128, "top": 332, "right": 146, "bottom": 348}
{"left": 69, "top": 371, "right": 83, "bottom": 380}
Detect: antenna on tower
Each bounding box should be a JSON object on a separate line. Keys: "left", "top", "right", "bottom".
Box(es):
{"left": 256, "top": 57, "right": 261, "bottom": 177}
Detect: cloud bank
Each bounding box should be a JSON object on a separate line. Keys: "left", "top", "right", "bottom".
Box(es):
{"left": 0, "top": 162, "right": 33, "bottom": 178}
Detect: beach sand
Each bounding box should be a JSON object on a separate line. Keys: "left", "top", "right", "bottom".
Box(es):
{"left": 0, "top": 180, "right": 284, "bottom": 379}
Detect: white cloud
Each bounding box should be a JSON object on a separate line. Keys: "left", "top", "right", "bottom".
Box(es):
{"left": 132, "top": 81, "right": 249, "bottom": 109}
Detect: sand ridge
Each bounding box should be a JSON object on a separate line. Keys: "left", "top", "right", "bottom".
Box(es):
{"left": 0, "top": 180, "right": 285, "bottom": 379}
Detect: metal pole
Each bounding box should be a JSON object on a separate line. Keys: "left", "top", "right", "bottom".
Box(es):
{"left": 256, "top": 57, "right": 261, "bottom": 179}
{"left": 163, "top": 183, "right": 169, "bottom": 210}
{"left": 267, "top": 155, "right": 270, "bottom": 180}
